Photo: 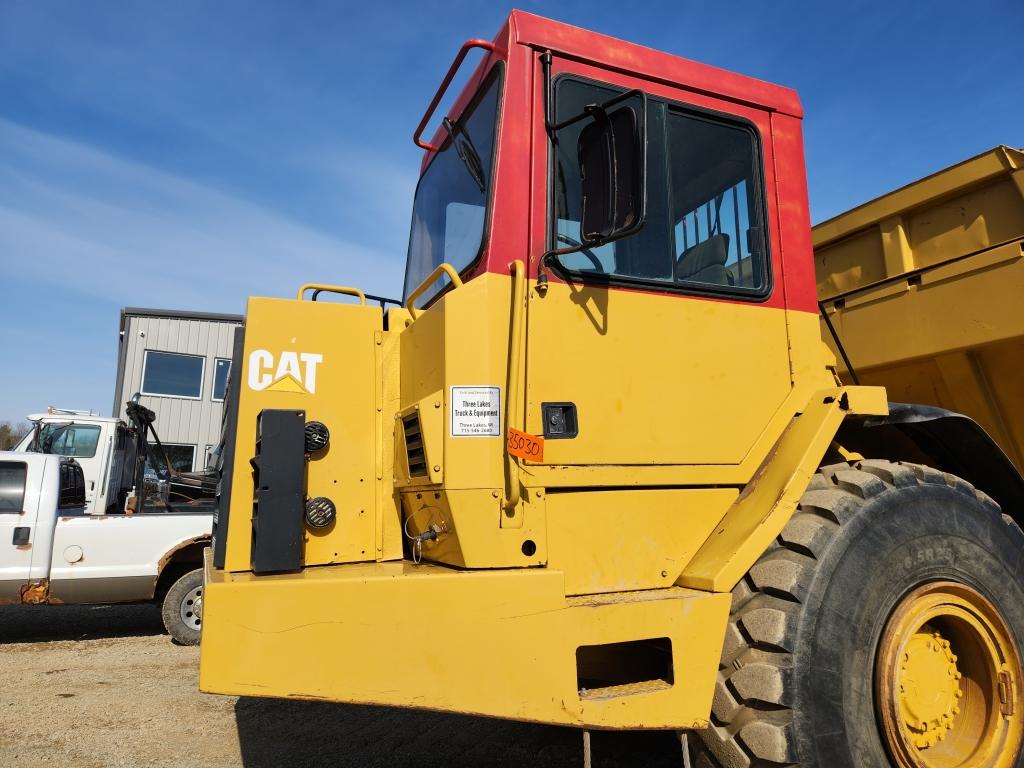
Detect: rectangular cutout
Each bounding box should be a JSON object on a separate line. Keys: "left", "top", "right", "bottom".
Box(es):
{"left": 576, "top": 637, "right": 673, "bottom": 696}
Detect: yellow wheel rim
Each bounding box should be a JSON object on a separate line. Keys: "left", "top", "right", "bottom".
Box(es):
{"left": 876, "top": 581, "right": 1023, "bottom": 768}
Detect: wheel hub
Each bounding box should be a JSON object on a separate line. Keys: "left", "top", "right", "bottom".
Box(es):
{"left": 900, "top": 628, "right": 961, "bottom": 748}
{"left": 876, "top": 581, "right": 1022, "bottom": 768}
{"left": 179, "top": 585, "right": 203, "bottom": 630}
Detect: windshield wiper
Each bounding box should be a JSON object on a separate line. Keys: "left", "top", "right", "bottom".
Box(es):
{"left": 443, "top": 117, "right": 486, "bottom": 193}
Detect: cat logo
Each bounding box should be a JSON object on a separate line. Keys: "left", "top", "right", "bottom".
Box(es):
{"left": 247, "top": 350, "right": 323, "bottom": 395}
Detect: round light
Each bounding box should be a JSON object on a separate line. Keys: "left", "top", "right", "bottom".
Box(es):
{"left": 304, "top": 421, "right": 330, "bottom": 453}
{"left": 304, "top": 496, "right": 336, "bottom": 529}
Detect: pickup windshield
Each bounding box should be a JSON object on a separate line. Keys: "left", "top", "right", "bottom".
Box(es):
{"left": 403, "top": 68, "right": 502, "bottom": 306}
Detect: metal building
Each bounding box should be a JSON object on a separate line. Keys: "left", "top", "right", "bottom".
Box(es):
{"left": 112, "top": 307, "right": 243, "bottom": 472}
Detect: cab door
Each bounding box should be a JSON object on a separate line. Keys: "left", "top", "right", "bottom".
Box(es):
{"left": 0, "top": 459, "right": 42, "bottom": 600}
{"left": 525, "top": 59, "right": 793, "bottom": 468}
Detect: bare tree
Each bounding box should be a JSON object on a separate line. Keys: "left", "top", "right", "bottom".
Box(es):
{"left": 0, "top": 420, "right": 29, "bottom": 451}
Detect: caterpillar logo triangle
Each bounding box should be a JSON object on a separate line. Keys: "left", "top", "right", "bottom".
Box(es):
{"left": 266, "top": 374, "right": 307, "bottom": 394}
{"left": 247, "top": 349, "right": 323, "bottom": 395}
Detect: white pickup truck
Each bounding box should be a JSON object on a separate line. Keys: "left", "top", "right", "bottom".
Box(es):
{"left": 2, "top": 403, "right": 216, "bottom": 644}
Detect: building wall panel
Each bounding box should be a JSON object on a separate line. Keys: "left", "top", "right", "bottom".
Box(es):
{"left": 114, "top": 309, "right": 243, "bottom": 471}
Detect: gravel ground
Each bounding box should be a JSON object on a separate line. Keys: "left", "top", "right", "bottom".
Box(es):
{"left": 0, "top": 604, "right": 685, "bottom": 767}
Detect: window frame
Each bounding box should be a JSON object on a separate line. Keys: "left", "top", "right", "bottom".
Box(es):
{"left": 0, "top": 460, "right": 28, "bottom": 515}
{"left": 547, "top": 73, "right": 773, "bottom": 303}
{"left": 140, "top": 350, "right": 206, "bottom": 401}
{"left": 212, "top": 357, "right": 232, "bottom": 402}
{"left": 402, "top": 62, "right": 506, "bottom": 310}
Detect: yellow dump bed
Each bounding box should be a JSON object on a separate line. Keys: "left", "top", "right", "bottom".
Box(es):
{"left": 813, "top": 145, "right": 1024, "bottom": 471}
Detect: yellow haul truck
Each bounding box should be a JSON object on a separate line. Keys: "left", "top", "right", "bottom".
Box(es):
{"left": 815, "top": 146, "right": 1024, "bottom": 477}
{"left": 199, "top": 13, "right": 1024, "bottom": 768}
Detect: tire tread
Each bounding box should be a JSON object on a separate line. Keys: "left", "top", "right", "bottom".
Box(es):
{"left": 689, "top": 459, "right": 1006, "bottom": 767}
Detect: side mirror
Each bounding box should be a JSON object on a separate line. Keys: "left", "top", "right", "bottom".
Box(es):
{"left": 578, "top": 104, "right": 644, "bottom": 243}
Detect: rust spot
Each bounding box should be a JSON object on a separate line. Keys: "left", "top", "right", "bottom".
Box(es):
{"left": 158, "top": 535, "right": 212, "bottom": 573}
{"left": 19, "top": 579, "right": 50, "bottom": 604}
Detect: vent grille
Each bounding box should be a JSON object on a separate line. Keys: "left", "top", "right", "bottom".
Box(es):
{"left": 402, "top": 413, "right": 428, "bottom": 477}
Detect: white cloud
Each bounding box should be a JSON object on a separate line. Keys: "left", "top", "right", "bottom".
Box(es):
{"left": 0, "top": 118, "right": 406, "bottom": 312}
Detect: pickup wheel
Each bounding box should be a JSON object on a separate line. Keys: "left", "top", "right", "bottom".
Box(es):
{"left": 691, "top": 460, "right": 1024, "bottom": 768}
{"left": 161, "top": 568, "right": 203, "bottom": 646}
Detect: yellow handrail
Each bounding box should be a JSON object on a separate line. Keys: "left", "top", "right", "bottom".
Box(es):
{"left": 296, "top": 284, "right": 367, "bottom": 304}
{"left": 406, "top": 263, "right": 464, "bottom": 319}
{"left": 502, "top": 260, "right": 526, "bottom": 515}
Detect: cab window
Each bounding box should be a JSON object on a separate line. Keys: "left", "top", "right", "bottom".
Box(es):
{"left": 668, "top": 110, "right": 766, "bottom": 291}
{"left": 0, "top": 461, "right": 27, "bottom": 514}
{"left": 40, "top": 424, "right": 102, "bottom": 458}
{"left": 551, "top": 77, "right": 769, "bottom": 297}
{"left": 404, "top": 67, "right": 503, "bottom": 306}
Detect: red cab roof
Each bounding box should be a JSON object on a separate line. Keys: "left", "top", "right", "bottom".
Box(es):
{"left": 507, "top": 10, "right": 802, "bottom": 118}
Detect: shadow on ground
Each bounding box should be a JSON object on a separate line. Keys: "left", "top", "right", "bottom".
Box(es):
{"left": 235, "top": 697, "right": 683, "bottom": 768}
{"left": 0, "top": 603, "right": 164, "bottom": 644}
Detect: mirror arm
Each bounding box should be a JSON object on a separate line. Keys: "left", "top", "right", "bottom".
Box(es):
{"left": 535, "top": 230, "right": 623, "bottom": 297}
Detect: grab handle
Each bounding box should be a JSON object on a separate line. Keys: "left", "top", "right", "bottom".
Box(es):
{"left": 406, "top": 264, "right": 464, "bottom": 319}
{"left": 413, "top": 39, "right": 496, "bottom": 151}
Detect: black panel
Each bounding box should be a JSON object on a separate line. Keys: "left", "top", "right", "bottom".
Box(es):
{"left": 251, "top": 409, "right": 306, "bottom": 574}
{"left": 212, "top": 326, "right": 245, "bottom": 569}
{"left": 12, "top": 526, "right": 29, "bottom": 546}
{"left": 541, "top": 402, "right": 579, "bottom": 439}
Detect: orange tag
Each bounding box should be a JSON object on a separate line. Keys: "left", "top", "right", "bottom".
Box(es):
{"left": 507, "top": 427, "right": 544, "bottom": 462}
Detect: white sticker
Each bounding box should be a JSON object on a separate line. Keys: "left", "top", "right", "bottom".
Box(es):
{"left": 451, "top": 386, "right": 501, "bottom": 437}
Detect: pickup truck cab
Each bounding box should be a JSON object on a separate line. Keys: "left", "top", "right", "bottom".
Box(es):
{"left": 0, "top": 451, "right": 211, "bottom": 645}
{"left": 14, "top": 411, "right": 131, "bottom": 516}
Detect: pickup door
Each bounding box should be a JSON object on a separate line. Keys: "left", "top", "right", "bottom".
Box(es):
{"left": 0, "top": 458, "right": 46, "bottom": 601}
{"left": 47, "top": 510, "right": 212, "bottom": 603}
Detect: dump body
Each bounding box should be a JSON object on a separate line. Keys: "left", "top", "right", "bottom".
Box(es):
{"left": 814, "top": 146, "right": 1024, "bottom": 471}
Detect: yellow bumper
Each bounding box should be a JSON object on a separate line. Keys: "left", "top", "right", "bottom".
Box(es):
{"left": 199, "top": 550, "right": 729, "bottom": 730}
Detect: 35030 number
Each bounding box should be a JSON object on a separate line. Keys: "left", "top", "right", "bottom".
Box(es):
{"left": 507, "top": 427, "right": 544, "bottom": 462}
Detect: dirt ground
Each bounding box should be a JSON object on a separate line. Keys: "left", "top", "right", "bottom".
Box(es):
{"left": 0, "top": 604, "right": 685, "bottom": 768}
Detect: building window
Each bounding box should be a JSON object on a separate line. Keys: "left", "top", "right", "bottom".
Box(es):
{"left": 212, "top": 358, "right": 232, "bottom": 402}
{"left": 0, "top": 461, "right": 27, "bottom": 513}
{"left": 146, "top": 443, "right": 196, "bottom": 473}
{"left": 141, "top": 351, "right": 205, "bottom": 399}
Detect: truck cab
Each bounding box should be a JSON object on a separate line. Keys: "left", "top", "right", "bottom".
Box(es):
{"left": 14, "top": 411, "right": 130, "bottom": 515}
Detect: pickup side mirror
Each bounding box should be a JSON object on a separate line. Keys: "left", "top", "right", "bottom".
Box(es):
{"left": 578, "top": 103, "right": 644, "bottom": 243}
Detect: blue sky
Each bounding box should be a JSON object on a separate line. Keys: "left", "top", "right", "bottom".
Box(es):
{"left": 1, "top": 0, "right": 1019, "bottom": 422}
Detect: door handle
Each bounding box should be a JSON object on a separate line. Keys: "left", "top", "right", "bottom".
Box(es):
{"left": 12, "top": 527, "right": 30, "bottom": 546}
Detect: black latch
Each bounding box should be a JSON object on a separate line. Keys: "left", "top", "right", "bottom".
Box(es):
{"left": 12, "top": 527, "right": 30, "bottom": 546}
{"left": 541, "top": 402, "right": 579, "bottom": 439}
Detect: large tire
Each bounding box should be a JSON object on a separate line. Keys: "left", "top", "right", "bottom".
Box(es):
{"left": 693, "top": 460, "right": 1024, "bottom": 768}
{"left": 161, "top": 568, "right": 203, "bottom": 646}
